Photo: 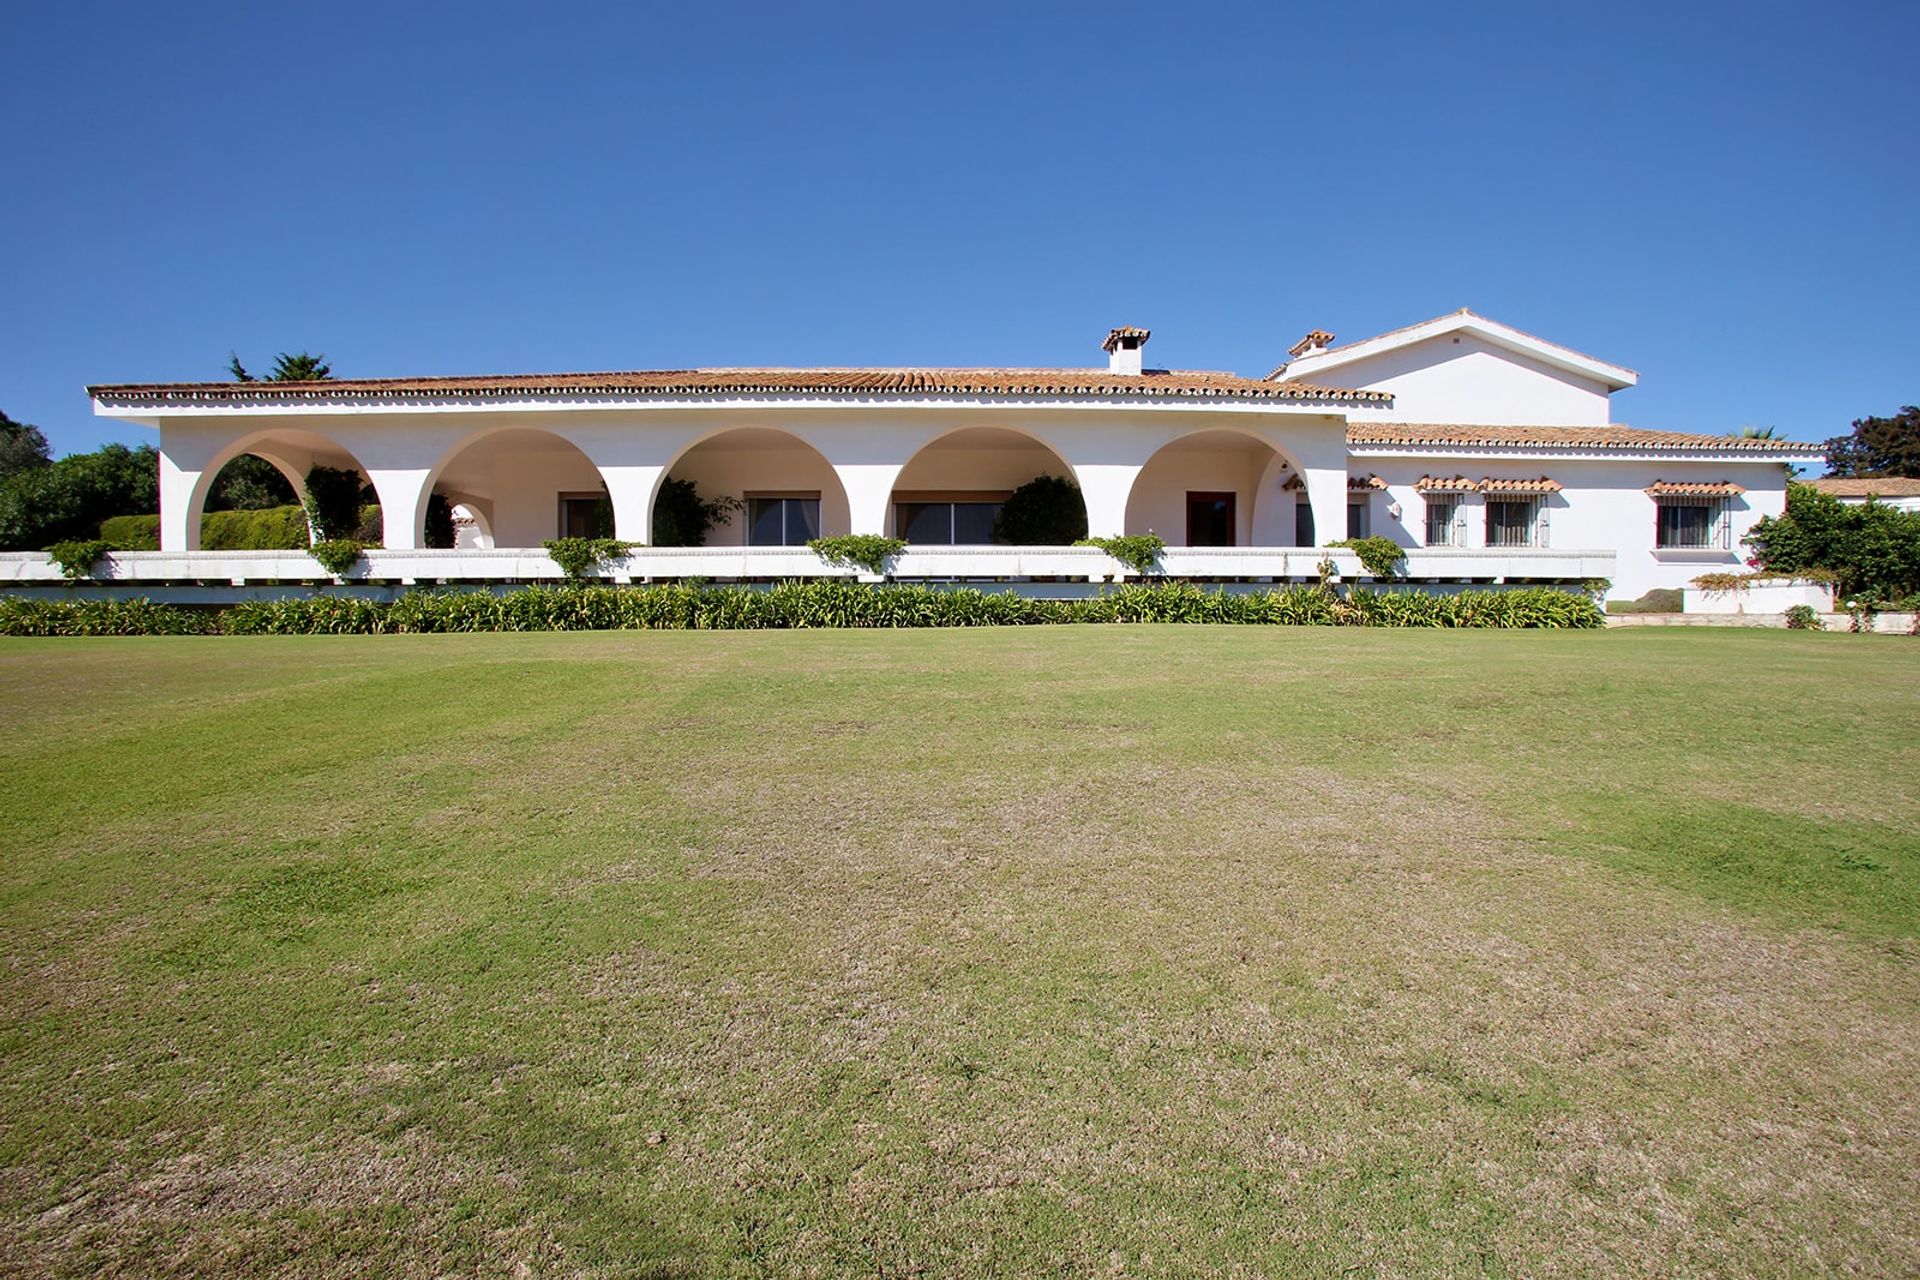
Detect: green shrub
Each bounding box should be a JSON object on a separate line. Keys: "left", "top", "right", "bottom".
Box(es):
{"left": 651, "top": 479, "right": 739, "bottom": 547}
{"left": 47, "top": 538, "right": 115, "bottom": 580}
{"left": 541, "top": 537, "right": 631, "bottom": 581}
{"left": 807, "top": 535, "right": 906, "bottom": 575}
{"left": 1784, "top": 604, "right": 1823, "bottom": 630}
{"left": 1745, "top": 482, "right": 1920, "bottom": 600}
{"left": 1608, "top": 588, "right": 1685, "bottom": 615}
{"left": 309, "top": 539, "right": 366, "bottom": 577}
{"left": 202, "top": 504, "right": 312, "bottom": 551}
{"left": 0, "top": 583, "right": 1605, "bottom": 637}
{"left": 302, "top": 466, "right": 366, "bottom": 542}
{"left": 1327, "top": 535, "right": 1407, "bottom": 579}
{"left": 425, "top": 494, "right": 455, "bottom": 549}
{"left": 99, "top": 513, "right": 160, "bottom": 550}
{"left": 993, "top": 474, "right": 1087, "bottom": 545}
{"left": 1074, "top": 534, "right": 1165, "bottom": 574}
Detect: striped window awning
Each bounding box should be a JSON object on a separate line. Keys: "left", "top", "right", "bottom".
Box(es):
{"left": 1414, "top": 475, "right": 1479, "bottom": 493}
{"left": 1645, "top": 480, "right": 1744, "bottom": 498}
{"left": 1479, "top": 477, "right": 1562, "bottom": 495}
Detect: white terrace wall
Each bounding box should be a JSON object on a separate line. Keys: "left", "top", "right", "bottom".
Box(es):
{"left": 1333, "top": 333, "right": 1616, "bottom": 427}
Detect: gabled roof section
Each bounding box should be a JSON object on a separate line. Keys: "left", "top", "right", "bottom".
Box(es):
{"left": 89, "top": 366, "right": 1391, "bottom": 408}
{"left": 1275, "top": 308, "right": 1639, "bottom": 391}
{"left": 1346, "top": 422, "right": 1823, "bottom": 458}
{"left": 1805, "top": 476, "right": 1920, "bottom": 499}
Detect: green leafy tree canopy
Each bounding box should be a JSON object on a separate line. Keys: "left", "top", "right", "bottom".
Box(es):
{"left": 1822, "top": 406, "right": 1920, "bottom": 479}
{"left": 229, "top": 351, "right": 333, "bottom": 383}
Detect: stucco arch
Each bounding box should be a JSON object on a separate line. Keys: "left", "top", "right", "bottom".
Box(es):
{"left": 417, "top": 425, "right": 620, "bottom": 548}
{"left": 1123, "top": 426, "right": 1313, "bottom": 546}
{"left": 645, "top": 426, "right": 854, "bottom": 544}
{"left": 888, "top": 424, "right": 1085, "bottom": 540}
{"left": 181, "top": 427, "right": 373, "bottom": 550}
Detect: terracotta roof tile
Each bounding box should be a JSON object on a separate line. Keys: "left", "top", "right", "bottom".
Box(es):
{"left": 1480, "top": 477, "right": 1562, "bottom": 494}
{"left": 1805, "top": 476, "right": 1920, "bottom": 498}
{"left": 90, "top": 367, "right": 1388, "bottom": 406}
{"left": 1414, "top": 475, "right": 1479, "bottom": 493}
{"left": 1346, "top": 422, "right": 1822, "bottom": 454}
{"left": 1646, "top": 480, "right": 1745, "bottom": 497}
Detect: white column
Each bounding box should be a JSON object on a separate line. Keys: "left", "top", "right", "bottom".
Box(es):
{"left": 1076, "top": 463, "right": 1144, "bottom": 537}
{"left": 159, "top": 449, "right": 204, "bottom": 553}
{"left": 604, "top": 466, "right": 668, "bottom": 544}
{"left": 1303, "top": 468, "right": 1348, "bottom": 548}
{"left": 368, "top": 469, "right": 431, "bottom": 550}
{"left": 834, "top": 463, "right": 905, "bottom": 536}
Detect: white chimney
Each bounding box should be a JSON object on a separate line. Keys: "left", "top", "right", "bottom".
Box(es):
{"left": 1102, "top": 326, "right": 1151, "bottom": 375}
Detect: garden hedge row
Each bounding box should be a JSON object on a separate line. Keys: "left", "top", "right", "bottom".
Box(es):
{"left": 0, "top": 582, "right": 1604, "bottom": 636}
{"left": 99, "top": 506, "right": 313, "bottom": 552}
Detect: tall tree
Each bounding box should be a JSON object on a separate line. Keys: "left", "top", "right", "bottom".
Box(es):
{"left": 0, "top": 410, "right": 52, "bottom": 482}
{"left": 0, "top": 442, "right": 160, "bottom": 549}
{"left": 228, "top": 350, "right": 333, "bottom": 382}
{"left": 1822, "top": 406, "right": 1920, "bottom": 478}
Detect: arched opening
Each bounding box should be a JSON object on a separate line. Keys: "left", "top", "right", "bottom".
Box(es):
{"left": 450, "top": 503, "right": 494, "bottom": 550}
{"left": 652, "top": 428, "right": 850, "bottom": 546}
{"left": 890, "top": 427, "right": 1083, "bottom": 543}
{"left": 187, "top": 430, "right": 374, "bottom": 550}
{"left": 1124, "top": 430, "right": 1303, "bottom": 547}
{"left": 425, "top": 428, "right": 615, "bottom": 548}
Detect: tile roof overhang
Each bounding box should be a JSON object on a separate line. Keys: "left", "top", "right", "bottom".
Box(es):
{"left": 1646, "top": 480, "right": 1745, "bottom": 498}
{"left": 1414, "top": 475, "right": 1480, "bottom": 493}
{"left": 1805, "top": 476, "right": 1920, "bottom": 498}
{"left": 1479, "top": 477, "right": 1563, "bottom": 495}
{"left": 89, "top": 367, "right": 1391, "bottom": 408}
{"left": 1346, "top": 423, "right": 1824, "bottom": 458}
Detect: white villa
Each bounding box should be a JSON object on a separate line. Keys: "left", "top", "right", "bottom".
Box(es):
{"left": 72, "top": 308, "right": 1821, "bottom": 602}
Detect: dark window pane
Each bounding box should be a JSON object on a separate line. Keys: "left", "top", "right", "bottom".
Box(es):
{"left": 1486, "top": 500, "right": 1535, "bottom": 547}
{"left": 787, "top": 499, "right": 820, "bottom": 543}
{"left": 1347, "top": 501, "right": 1367, "bottom": 539}
{"left": 1425, "top": 499, "right": 1457, "bottom": 546}
{"left": 1294, "top": 501, "right": 1315, "bottom": 547}
{"left": 1187, "top": 493, "right": 1235, "bottom": 546}
{"left": 953, "top": 502, "right": 1000, "bottom": 543}
{"left": 899, "top": 503, "right": 952, "bottom": 544}
{"left": 748, "top": 498, "right": 787, "bottom": 546}
{"left": 561, "top": 497, "right": 612, "bottom": 538}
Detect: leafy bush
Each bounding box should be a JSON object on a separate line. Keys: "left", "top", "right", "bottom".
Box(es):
{"left": 1784, "top": 604, "right": 1823, "bottom": 630}
{"left": 0, "top": 583, "right": 1605, "bottom": 637}
{"left": 206, "top": 505, "right": 312, "bottom": 551}
{"left": 302, "top": 466, "right": 367, "bottom": 543}
{"left": 1327, "top": 536, "right": 1407, "bottom": 579}
{"left": 99, "top": 513, "right": 160, "bottom": 550}
{"left": 1074, "top": 534, "right": 1165, "bottom": 574}
{"left": 1607, "top": 588, "right": 1684, "bottom": 615}
{"left": 808, "top": 535, "right": 906, "bottom": 575}
{"left": 541, "top": 537, "right": 631, "bottom": 581}
{"left": 993, "top": 474, "right": 1087, "bottom": 545}
{"left": 0, "top": 442, "right": 158, "bottom": 551}
{"left": 47, "top": 538, "right": 115, "bottom": 580}
{"left": 651, "top": 479, "right": 740, "bottom": 547}
{"left": 353, "top": 503, "right": 384, "bottom": 544}
{"left": 1745, "top": 482, "right": 1920, "bottom": 601}
{"left": 309, "top": 539, "right": 366, "bottom": 577}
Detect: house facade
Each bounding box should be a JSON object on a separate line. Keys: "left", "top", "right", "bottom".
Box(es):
{"left": 79, "top": 309, "right": 1820, "bottom": 602}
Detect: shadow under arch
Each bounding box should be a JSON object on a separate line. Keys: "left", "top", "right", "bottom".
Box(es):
{"left": 419, "top": 425, "right": 619, "bottom": 548}
{"left": 647, "top": 426, "right": 854, "bottom": 544}
{"left": 1123, "top": 426, "right": 1312, "bottom": 547}
{"left": 888, "top": 424, "right": 1086, "bottom": 541}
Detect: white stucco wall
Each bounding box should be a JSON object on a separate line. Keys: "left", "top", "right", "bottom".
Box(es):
{"left": 1122, "top": 432, "right": 1279, "bottom": 545}
{"left": 1352, "top": 454, "right": 1793, "bottom": 600}
{"left": 1332, "top": 333, "right": 1615, "bottom": 427}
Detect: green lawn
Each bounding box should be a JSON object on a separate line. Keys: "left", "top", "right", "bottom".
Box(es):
{"left": 1, "top": 627, "right": 1916, "bottom": 1278}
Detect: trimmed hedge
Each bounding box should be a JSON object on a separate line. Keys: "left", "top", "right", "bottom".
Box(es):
{"left": 0, "top": 582, "right": 1604, "bottom": 637}
{"left": 99, "top": 506, "right": 313, "bottom": 552}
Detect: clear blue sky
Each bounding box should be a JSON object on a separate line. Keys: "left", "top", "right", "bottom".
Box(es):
{"left": 3, "top": 0, "right": 1914, "bottom": 455}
